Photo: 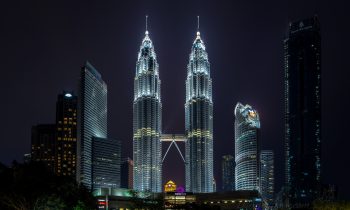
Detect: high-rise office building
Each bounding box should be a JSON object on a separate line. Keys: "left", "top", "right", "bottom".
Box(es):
{"left": 260, "top": 150, "right": 274, "bottom": 207}
{"left": 92, "top": 137, "right": 121, "bottom": 190}
{"left": 77, "top": 61, "right": 107, "bottom": 189}
{"left": 31, "top": 124, "right": 56, "bottom": 172}
{"left": 133, "top": 28, "right": 162, "bottom": 192}
{"left": 55, "top": 92, "right": 77, "bottom": 177}
{"left": 222, "top": 155, "right": 235, "bottom": 191}
{"left": 234, "top": 102, "right": 260, "bottom": 191}
{"left": 284, "top": 16, "right": 322, "bottom": 206}
{"left": 185, "top": 28, "right": 214, "bottom": 193}
{"left": 121, "top": 157, "right": 134, "bottom": 189}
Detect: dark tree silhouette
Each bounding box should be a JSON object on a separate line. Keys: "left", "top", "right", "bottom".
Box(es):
{"left": 0, "top": 161, "right": 95, "bottom": 210}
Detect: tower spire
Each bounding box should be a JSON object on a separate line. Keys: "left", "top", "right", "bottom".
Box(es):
{"left": 196, "top": 16, "right": 200, "bottom": 37}
{"left": 197, "top": 16, "right": 200, "bottom": 31}
{"left": 145, "top": 15, "right": 149, "bottom": 35}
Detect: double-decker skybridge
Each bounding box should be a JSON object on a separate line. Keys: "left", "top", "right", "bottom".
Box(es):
{"left": 160, "top": 134, "right": 186, "bottom": 163}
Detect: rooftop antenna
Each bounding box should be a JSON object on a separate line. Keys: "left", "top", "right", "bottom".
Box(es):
{"left": 145, "top": 15, "right": 149, "bottom": 35}
{"left": 196, "top": 16, "right": 200, "bottom": 37}
{"left": 197, "top": 16, "right": 200, "bottom": 31}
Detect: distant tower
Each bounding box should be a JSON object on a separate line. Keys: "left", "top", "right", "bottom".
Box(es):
{"left": 133, "top": 17, "right": 162, "bottom": 192}
{"left": 222, "top": 155, "right": 235, "bottom": 191}
{"left": 92, "top": 137, "right": 121, "bottom": 190}
{"left": 23, "top": 153, "right": 31, "bottom": 163}
{"left": 284, "top": 16, "right": 322, "bottom": 206}
{"left": 77, "top": 62, "right": 107, "bottom": 189}
{"left": 55, "top": 92, "right": 77, "bottom": 177}
{"left": 31, "top": 124, "right": 56, "bottom": 172}
{"left": 121, "top": 157, "right": 134, "bottom": 189}
{"left": 260, "top": 150, "right": 274, "bottom": 207}
{"left": 185, "top": 17, "right": 214, "bottom": 193}
{"left": 234, "top": 102, "right": 260, "bottom": 191}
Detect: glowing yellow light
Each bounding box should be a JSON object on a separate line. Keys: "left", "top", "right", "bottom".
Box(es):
{"left": 249, "top": 110, "right": 256, "bottom": 118}
{"left": 164, "top": 180, "right": 177, "bottom": 192}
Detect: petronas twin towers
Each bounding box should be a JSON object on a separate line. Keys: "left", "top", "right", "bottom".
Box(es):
{"left": 133, "top": 19, "right": 213, "bottom": 193}
{"left": 133, "top": 29, "right": 163, "bottom": 192}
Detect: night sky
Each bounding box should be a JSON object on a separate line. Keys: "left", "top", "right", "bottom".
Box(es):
{"left": 1, "top": 0, "right": 349, "bottom": 199}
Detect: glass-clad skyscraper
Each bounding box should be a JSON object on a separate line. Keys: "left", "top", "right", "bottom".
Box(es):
{"left": 77, "top": 61, "right": 107, "bottom": 189}
{"left": 222, "top": 155, "right": 235, "bottom": 191}
{"left": 284, "top": 16, "right": 321, "bottom": 206}
{"left": 185, "top": 30, "right": 214, "bottom": 193}
{"left": 260, "top": 150, "right": 274, "bottom": 207}
{"left": 133, "top": 29, "right": 162, "bottom": 192}
{"left": 234, "top": 102, "right": 260, "bottom": 191}
{"left": 92, "top": 137, "right": 121, "bottom": 190}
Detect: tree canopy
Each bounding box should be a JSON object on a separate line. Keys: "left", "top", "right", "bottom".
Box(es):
{"left": 0, "top": 161, "right": 95, "bottom": 210}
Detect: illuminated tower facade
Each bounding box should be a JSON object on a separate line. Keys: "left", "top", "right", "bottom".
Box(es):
{"left": 260, "top": 150, "right": 274, "bottom": 207}
{"left": 234, "top": 102, "right": 260, "bottom": 191}
{"left": 92, "top": 137, "right": 121, "bottom": 190}
{"left": 55, "top": 92, "right": 77, "bottom": 177}
{"left": 31, "top": 124, "right": 56, "bottom": 172}
{"left": 185, "top": 29, "right": 214, "bottom": 193}
{"left": 77, "top": 62, "right": 107, "bottom": 189}
{"left": 133, "top": 28, "right": 162, "bottom": 192}
{"left": 284, "top": 16, "right": 321, "bottom": 206}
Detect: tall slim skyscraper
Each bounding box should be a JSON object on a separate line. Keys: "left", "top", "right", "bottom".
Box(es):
{"left": 222, "top": 155, "right": 235, "bottom": 191}
{"left": 234, "top": 102, "right": 260, "bottom": 191}
{"left": 260, "top": 150, "right": 274, "bottom": 207}
{"left": 185, "top": 28, "right": 214, "bottom": 193}
{"left": 284, "top": 16, "right": 321, "bottom": 206}
{"left": 77, "top": 61, "right": 107, "bottom": 189}
{"left": 92, "top": 137, "right": 121, "bottom": 190}
{"left": 133, "top": 28, "right": 162, "bottom": 192}
{"left": 31, "top": 124, "right": 56, "bottom": 172}
{"left": 55, "top": 92, "right": 77, "bottom": 177}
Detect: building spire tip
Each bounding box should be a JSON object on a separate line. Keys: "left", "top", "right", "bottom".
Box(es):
{"left": 145, "top": 15, "right": 149, "bottom": 35}
{"left": 197, "top": 16, "right": 200, "bottom": 31}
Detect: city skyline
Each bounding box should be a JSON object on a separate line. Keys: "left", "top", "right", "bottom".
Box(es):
{"left": 1, "top": 0, "right": 350, "bottom": 200}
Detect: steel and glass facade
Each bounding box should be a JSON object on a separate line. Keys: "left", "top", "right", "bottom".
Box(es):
{"left": 222, "top": 155, "right": 235, "bottom": 191}
{"left": 260, "top": 150, "right": 274, "bottom": 207}
{"left": 185, "top": 31, "right": 213, "bottom": 193}
{"left": 77, "top": 61, "right": 107, "bottom": 189}
{"left": 234, "top": 102, "right": 260, "bottom": 191}
{"left": 133, "top": 30, "right": 162, "bottom": 192}
{"left": 55, "top": 92, "right": 77, "bottom": 177}
{"left": 92, "top": 137, "right": 121, "bottom": 190}
{"left": 284, "top": 16, "right": 321, "bottom": 206}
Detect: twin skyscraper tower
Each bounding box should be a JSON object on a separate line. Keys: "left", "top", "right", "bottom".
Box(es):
{"left": 133, "top": 18, "right": 214, "bottom": 193}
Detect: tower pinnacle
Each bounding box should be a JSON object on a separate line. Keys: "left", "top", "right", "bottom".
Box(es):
{"left": 197, "top": 16, "right": 200, "bottom": 36}
{"left": 145, "top": 15, "right": 149, "bottom": 35}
